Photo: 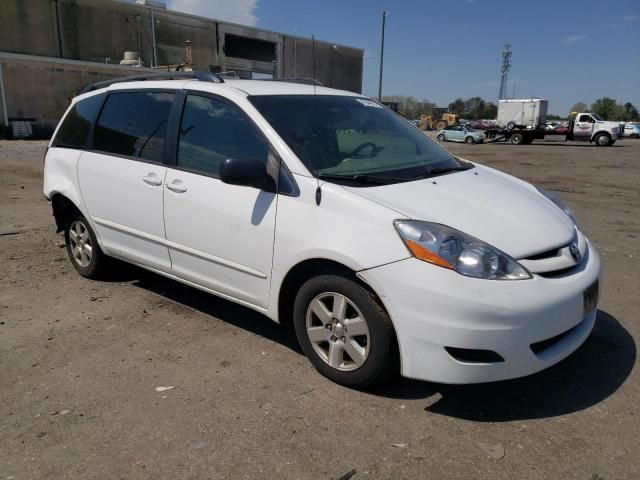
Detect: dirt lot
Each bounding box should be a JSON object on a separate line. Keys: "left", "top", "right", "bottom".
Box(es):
{"left": 1, "top": 138, "right": 638, "bottom": 479}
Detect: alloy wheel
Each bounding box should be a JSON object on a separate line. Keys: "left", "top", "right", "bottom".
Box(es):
{"left": 68, "top": 219, "right": 93, "bottom": 268}
{"left": 305, "top": 292, "right": 370, "bottom": 371}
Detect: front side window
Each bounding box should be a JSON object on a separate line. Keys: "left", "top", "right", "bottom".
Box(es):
{"left": 93, "top": 91, "right": 174, "bottom": 162}
{"left": 177, "top": 95, "right": 268, "bottom": 177}
{"left": 53, "top": 94, "right": 103, "bottom": 148}
{"left": 578, "top": 114, "right": 594, "bottom": 123}
{"left": 250, "top": 95, "right": 467, "bottom": 185}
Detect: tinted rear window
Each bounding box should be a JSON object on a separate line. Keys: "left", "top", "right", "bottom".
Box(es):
{"left": 93, "top": 91, "right": 174, "bottom": 162}
{"left": 52, "top": 94, "right": 103, "bottom": 148}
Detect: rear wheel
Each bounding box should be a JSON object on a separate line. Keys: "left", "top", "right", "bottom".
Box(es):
{"left": 594, "top": 133, "right": 611, "bottom": 146}
{"left": 465, "top": 136, "right": 475, "bottom": 144}
{"left": 64, "top": 214, "right": 107, "bottom": 278}
{"left": 437, "top": 134, "right": 446, "bottom": 142}
{"left": 510, "top": 132, "right": 524, "bottom": 145}
{"left": 293, "top": 274, "right": 398, "bottom": 388}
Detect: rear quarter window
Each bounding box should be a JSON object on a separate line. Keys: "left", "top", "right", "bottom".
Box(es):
{"left": 93, "top": 91, "right": 175, "bottom": 163}
{"left": 52, "top": 94, "right": 103, "bottom": 148}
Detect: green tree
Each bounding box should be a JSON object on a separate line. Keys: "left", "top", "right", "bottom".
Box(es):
{"left": 482, "top": 102, "right": 497, "bottom": 119}
{"left": 590, "top": 97, "right": 618, "bottom": 120}
{"left": 570, "top": 102, "right": 588, "bottom": 114}
{"left": 463, "top": 97, "right": 486, "bottom": 118}
{"left": 448, "top": 98, "right": 466, "bottom": 115}
{"left": 622, "top": 102, "right": 639, "bottom": 121}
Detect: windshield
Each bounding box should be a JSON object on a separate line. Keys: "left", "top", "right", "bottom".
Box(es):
{"left": 591, "top": 113, "right": 604, "bottom": 121}
{"left": 249, "top": 95, "right": 469, "bottom": 184}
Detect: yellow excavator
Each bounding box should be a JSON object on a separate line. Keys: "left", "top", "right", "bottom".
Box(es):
{"left": 418, "top": 108, "right": 459, "bottom": 131}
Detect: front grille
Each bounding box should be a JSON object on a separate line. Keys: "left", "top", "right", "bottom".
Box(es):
{"left": 524, "top": 246, "right": 562, "bottom": 261}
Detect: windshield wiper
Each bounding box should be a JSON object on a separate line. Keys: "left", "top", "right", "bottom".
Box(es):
{"left": 410, "top": 165, "right": 474, "bottom": 180}
{"left": 317, "top": 173, "right": 398, "bottom": 185}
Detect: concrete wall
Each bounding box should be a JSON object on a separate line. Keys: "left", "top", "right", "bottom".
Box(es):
{"left": 0, "top": 53, "right": 154, "bottom": 137}
{"left": 282, "top": 37, "right": 363, "bottom": 92}
{"left": 0, "top": 0, "right": 363, "bottom": 92}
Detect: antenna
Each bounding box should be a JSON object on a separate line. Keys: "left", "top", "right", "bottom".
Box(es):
{"left": 498, "top": 43, "right": 512, "bottom": 100}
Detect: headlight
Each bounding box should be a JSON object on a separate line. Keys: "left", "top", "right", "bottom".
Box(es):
{"left": 394, "top": 220, "right": 531, "bottom": 280}
{"left": 535, "top": 186, "right": 581, "bottom": 230}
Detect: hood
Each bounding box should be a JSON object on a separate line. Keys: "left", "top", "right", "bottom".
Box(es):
{"left": 597, "top": 121, "right": 622, "bottom": 132}
{"left": 344, "top": 164, "right": 575, "bottom": 259}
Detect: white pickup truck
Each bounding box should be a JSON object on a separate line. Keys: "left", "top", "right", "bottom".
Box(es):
{"left": 485, "top": 99, "right": 624, "bottom": 146}
{"left": 568, "top": 112, "right": 624, "bottom": 146}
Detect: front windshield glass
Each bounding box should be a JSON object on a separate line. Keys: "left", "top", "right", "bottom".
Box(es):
{"left": 249, "top": 95, "right": 468, "bottom": 184}
{"left": 591, "top": 113, "right": 604, "bottom": 121}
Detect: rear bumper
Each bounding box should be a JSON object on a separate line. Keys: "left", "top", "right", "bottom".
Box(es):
{"left": 359, "top": 240, "right": 601, "bottom": 384}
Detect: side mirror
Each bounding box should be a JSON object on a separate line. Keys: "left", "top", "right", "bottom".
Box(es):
{"left": 219, "top": 157, "right": 276, "bottom": 192}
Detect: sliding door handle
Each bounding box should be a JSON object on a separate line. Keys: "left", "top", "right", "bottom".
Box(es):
{"left": 142, "top": 175, "right": 163, "bottom": 186}
{"left": 166, "top": 181, "right": 187, "bottom": 193}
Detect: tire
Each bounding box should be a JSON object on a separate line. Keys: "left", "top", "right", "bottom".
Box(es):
{"left": 293, "top": 274, "right": 398, "bottom": 388}
{"left": 594, "top": 133, "right": 611, "bottom": 146}
{"left": 436, "top": 121, "right": 447, "bottom": 130}
{"left": 510, "top": 132, "right": 524, "bottom": 145}
{"left": 64, "top": 213, "right": 107, "bottom": 278}
{"left": 437, "top": 134, "right": 446, "bottom": 142}
{"left": 465, "top": 136, "right": 475, "bottom": 144}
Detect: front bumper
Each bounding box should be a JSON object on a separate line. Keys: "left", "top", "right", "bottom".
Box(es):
{"left": 359, "top": 241, "right": 601, "bottom": 384}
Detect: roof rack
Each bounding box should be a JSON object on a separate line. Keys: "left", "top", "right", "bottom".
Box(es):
{"left": 79, "top": 71, "right": 224, "bottom": 94}
{"left": 257, "top": 78, "right": 324, "bottom": 87}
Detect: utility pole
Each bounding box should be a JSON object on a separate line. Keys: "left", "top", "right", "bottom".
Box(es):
{"left": 377, "top": 11, "right": 386, "bottom": 102}
{"left": 498, "top": 43, "right": 511, "bottom": 100}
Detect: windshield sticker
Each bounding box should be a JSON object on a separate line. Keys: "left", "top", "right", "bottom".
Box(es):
{"left": 356, "top": 99, "right": 383, "bottom": 108}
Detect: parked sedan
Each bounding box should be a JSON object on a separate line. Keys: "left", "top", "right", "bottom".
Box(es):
{"left": 437, "top": 125, "right": 485, "bottom": 144}
{"left": 624, "top": 123, "right": 640, "bottom": 138}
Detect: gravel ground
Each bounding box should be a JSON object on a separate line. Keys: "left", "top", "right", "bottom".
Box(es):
{"left": 1, "top": 137, "right": 638, "bottom": 479}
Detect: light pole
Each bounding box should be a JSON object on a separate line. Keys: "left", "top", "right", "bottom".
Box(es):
{"left": 377, "top": 11, "right": 387, "bottom": 102}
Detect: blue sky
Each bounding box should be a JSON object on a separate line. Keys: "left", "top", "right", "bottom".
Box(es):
{"left": 168, "top": 0, "right": 640, "bottom": 115}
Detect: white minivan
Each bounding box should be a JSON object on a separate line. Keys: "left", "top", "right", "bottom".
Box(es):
{"left": 44, "top": 72, "right": 601, "bottom": 388}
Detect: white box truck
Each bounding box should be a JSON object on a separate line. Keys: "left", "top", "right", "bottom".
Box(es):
{"left": 485, "top": 98, "right": 624, "bottom": 146}
{"left": 497, "top": 99, "right": 548, "bottom": 129}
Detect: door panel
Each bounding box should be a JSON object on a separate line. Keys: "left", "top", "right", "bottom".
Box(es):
{"left": 77, "top": 152, "right": 171, "bottom": 270}
{"left": 574, "top": 114, "right": 594, "bottom": 139}
{"left": 163, "top": 170, "right": 276, "bottom": 308}
{"left": 162, "top": 92, "right": 277, "bottom": 308}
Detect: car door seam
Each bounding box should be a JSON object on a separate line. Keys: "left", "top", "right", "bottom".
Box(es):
{"left": 93, "top": 216, "right": 267, "bottom": 279}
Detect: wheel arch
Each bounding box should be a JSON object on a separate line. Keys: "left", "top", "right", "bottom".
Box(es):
{"left": 50, "top": 192, "right": 83, "bottom": 233}
{"left": 591, "top": 130, "right": 611, "bottom": 142}
{"left": 277, "top": 257, "right": 403, "bottom": 376}
{"left": 277, "top": 258, "right": 389, "bottom": 330}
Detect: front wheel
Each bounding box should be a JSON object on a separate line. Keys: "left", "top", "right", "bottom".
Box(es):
{"left": 594, "top": 133, "right": 611, "bottom": 146}
{"left": 293, "top": 274, "right": 398, "bottom": 388}
{"left": 465, "top": 136, "right": 475, "bottom": 144}
{"left": 437, "top": 134, "right": 446, "bottom": 142}
{"left": 64, "top": 213, "right": 107, "bottom": 278}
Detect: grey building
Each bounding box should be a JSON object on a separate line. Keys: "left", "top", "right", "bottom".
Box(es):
{"left": 0, "top": 0, "right": 364, "bottom": 137}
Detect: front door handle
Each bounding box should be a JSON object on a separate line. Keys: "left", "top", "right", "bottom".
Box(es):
{"left": 142, "top": 174, "right": 162, "bottom": 186}
{"left": 166, "top": 181, "right": 187, "bottom": 193}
